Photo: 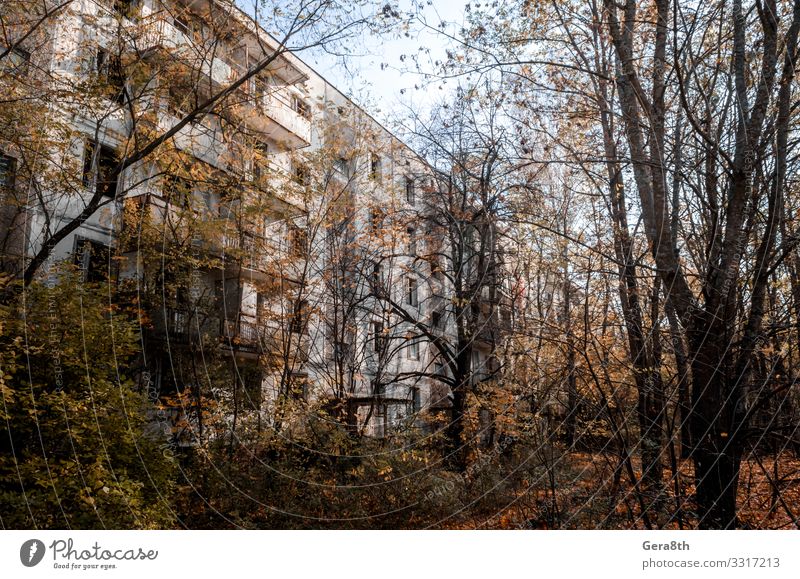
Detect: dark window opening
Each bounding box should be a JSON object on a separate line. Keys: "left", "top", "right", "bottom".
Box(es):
{"left": 371, "top": 261, "right": 382, "bottom": 289}
{"left": 370, "top": 321, "right": 384, "bottom": 353}
{"left": 293, "top": 163, "right": 308, "bottom": 186}
{"left": 431, "top": 310, "right": 441, "bottom": 329}
{"left": 163, "top": 173, "right": 192, "bottom": 207}
{"left": 112, "top": 0, "right": 134, "bottom": 16}
{"left": 2, "top": 46, "right": 30, "bottom": 75}
{"left": 405, "top": 176, "right": 415, "bottom": 205}
{"left": 82, "top": 139, "right": 119, "bottom": 198}
{"left": 333, "top": 157, "right": 348, "bottom": 177}
{"left": 293, "top": 96, "right": 311, "bottom": 120}
{"left": 0, "top": 154, "right": 16, "bottom": 193}
{"left": 74, "top": 238, "right": 111, "bottom": 282}
{"left": 251, "top": 141, "right": 269, "bottom": 181}
{"left": 407, "top": 277, "right": 418, "bottom": 307}
{"left": 410, "top": 386, "right": 421, "bottom": 414}
{"left": 407, "top": 226, "right": 416, "bottom": 255}
{"left": 95, "top": 48, "right": 125, "bottom": 105}
{"left": 173, "top": 14, "right": 190, "bottom": 35}
{"left": 369, "top": 153, "right": 381, "bottom": 180}
{"left": 288, "top": 223, "right": 308, "bottom": 257}
{"left": 291, "top": 299, "right": 308, "bottom": 334}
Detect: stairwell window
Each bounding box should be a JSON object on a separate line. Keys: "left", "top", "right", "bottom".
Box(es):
{"left": 288, "top": 223, "right": 308, "bottom": 257}
{"left": 291, "top": 299, "right": 308, "bottom": 334}
{"left": 406, "top": 277, "right": 418, "bottom": 308}
{"left": 333, "top": 157, "right": 349, "bottom": 178}
{"left": 370, "top": 153, "right": 381, "bottom": 180}
{"left": 406, "top": 336, "right": 420, "bottom": 360}
{"left": 405, "top": 176, "right": 415, "bottom": 205}
{"left": 370, "top": 321, "right": 384, "bottom": 353}
{"left": 407, "top": 226, "right": 416, "bottom": 256}
{"left": 409, "top": 386, "right": 421, "bottom": 414}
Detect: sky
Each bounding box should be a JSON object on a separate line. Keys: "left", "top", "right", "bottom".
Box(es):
{"left": 293, "top": 0, "right": 472, "bottom": 128}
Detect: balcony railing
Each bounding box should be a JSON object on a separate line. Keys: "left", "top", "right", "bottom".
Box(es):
{"left": 220, "top": 318, "right": 261, "bottom": 352}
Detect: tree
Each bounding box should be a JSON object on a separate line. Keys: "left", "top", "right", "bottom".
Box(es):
{"left": 0, "top": 271, "right": 176, "bottom": 528}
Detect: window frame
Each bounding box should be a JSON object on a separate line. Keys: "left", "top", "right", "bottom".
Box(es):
{"left": 406, "top": 277, "right": 418, "bottom": 308}
{"left": 405, "top": 176, "right": 415, "bottom": 205}
{"left": 82, "top": 139, "right": 119, "bottom": 198}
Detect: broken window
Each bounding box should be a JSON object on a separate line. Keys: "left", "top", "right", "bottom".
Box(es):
{"left": 82, "top": 139, "right": 119, "bottom": 198}
{"left": 74, "top": 238, "right": 111, "bottom": 282}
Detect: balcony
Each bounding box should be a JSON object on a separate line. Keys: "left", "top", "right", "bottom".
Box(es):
{"left": 232, "top": 80, "right": 311, "bottom": 148}
{"left": 132, "top": 8, "right": 310, "bottom": 149}
{"left": 134, "top": 12, "right": 234, "bottom": 89}
{"left": 220, "top": 318, "right": 261, "bottom": 353}
{"left": 156, "top": 308, "right": 216, "bottom": 344}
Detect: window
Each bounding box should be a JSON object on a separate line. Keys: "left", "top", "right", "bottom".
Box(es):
{"left": 290, "top": 374, "right": 308, "bottom": 401}
{"left": 251, "top": 141, "right": 269, "bottom": 181}
{"left": 431, "top": 310, "right": 442, "bottom": 330}
{"left": 1, "top": 46, "right": 30, "bottom": 75}
{"left": 369, "top": 153, "right": 381, "bottom": 180}
{"left": 112, "top": 0, "right": 134, "bottom": 16}
{"left": 371, "top": 379, "right": 385, "bottom": 398}
{"left": 407, "top": 226, "right": 416, "bottom": 256}
{"left": 472, "top": 350, "right": 482, "bottom": 380}
{"left": 173, "top": 14, "right": 190, "bottom": 35}
{"left": 370, "top": 207, "right": 385, "bottom": 231}
{"left": 74, "top": 238, "right": 110, "bottom": 282}
{"left": 166, "top": 84, "right": 192, "bottom": 117}
{"left": 374, "top": 403, "right": 388, "bottom": 437}
{"left": 409, "top": 386, "right": 421, "bottom": 414}
{"left": 82, "top": 139, "right": 119, "bottom": 198}
{"left": 190, "top": 17, "right": 207, "bottom": 43}
{"left": 431, "top": 254, "right": 444, "bottom": 280}
{"left": 254, "top": 140, "right": 269, "bottom": 156}
{"left": 163, "top": 173, "right": 192, "bottom": 207}
{"left": 371, "top": 261, "right": 383, "bottom": 288}
{"left": 0, "top": 154, "right": 16, "bottom": 192}
{"left": 434, "top": 362, "right": 445, "bottom": 378}
{"left": 333, "top": 157, "right": 349, "bottom": 178}
{"left": 406, "top": 277, "right": 418, "bottom": 307}
{"left": 405, "top": 176, "right": 415, "bottom": 205}
{"left": 253, "top": 78, "right": 268, "bottom": 108}
{"left": 292, "top": 95, "right": 311, "bottom": 120}
{"left": 256, "top": 292, "right": 268, "bottom": 325}
{"left": 95, "top": 48, "right": 125, "bottom": 105}
{"left": 370, "top": 321, "right": 384, "bottom": 353}
{"left": 293, "top": 163, "right": 309, "bottom": 186}
{"left": 288, "top": 223, "right": 308, "bottom": 256}
{"left": 291, "top": 299, "right": 308, "bottom": 334}
{"left": 406, "top": 337, "right": 420, "bottom": 360}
